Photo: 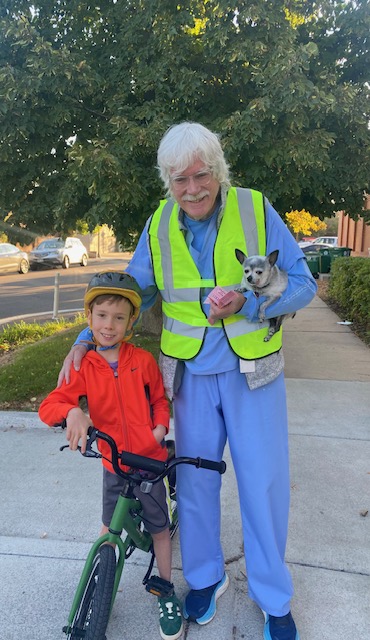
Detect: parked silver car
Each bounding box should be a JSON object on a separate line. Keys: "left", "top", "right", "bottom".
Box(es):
{"left": 0, "top": 243, "right": 30, "bottom": 274}
{"left": 314, "top": 236, "right": 338, "bottom": 246}
{"left": 29, "top": 237, "right": 88, "bottom": 269}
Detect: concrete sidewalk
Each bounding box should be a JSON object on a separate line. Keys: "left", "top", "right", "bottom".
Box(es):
{"left": 1, "top": 295, "right": 369, "bottom": 639}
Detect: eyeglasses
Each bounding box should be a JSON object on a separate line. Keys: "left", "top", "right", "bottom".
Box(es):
{"left": 170, "top": 170, "right": 213, "bottom": 189}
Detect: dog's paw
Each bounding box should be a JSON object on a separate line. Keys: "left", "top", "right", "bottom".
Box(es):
{"left": 264, "top": 328, "right": 276, "bottom": 341}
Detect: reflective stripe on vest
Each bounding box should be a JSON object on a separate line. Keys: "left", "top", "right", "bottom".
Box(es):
{"left": 148, "top": 187, "right": 283, "bottom": 360}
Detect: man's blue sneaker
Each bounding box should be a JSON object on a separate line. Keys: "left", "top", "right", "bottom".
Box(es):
{"left": 183, "top": 572, "right": 229, "bottom": 625}
{"left": 263, "top": 611, "right": 300, "bottom": 640}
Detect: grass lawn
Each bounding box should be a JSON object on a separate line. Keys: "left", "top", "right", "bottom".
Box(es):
{"left": 0, "top": 321, "right": 160, "bottom": 411}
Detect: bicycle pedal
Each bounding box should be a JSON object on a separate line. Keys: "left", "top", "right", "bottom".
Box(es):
{"left": 140, "top": 480, "right": 153, "bottom": 493}
{"left": 145, "top": 575, "right": 174, "bottom": 598}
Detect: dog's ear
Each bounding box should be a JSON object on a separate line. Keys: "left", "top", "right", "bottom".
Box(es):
{"left": 235, "top": 248, "right": 247, "bottom": 264}
{"left": 267, "top": 249, "right": 279, "bottom": 267}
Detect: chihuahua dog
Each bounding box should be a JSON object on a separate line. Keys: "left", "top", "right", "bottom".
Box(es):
{"left": 235, "top": 248, "right": 294, "bottom": 341}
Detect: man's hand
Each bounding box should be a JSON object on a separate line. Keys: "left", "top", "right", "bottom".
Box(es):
{"left": 66, "top": 407, "right": 92, "bottom": 454}
{"left": 57, "top": 345, "right": 88, "bottom": 387}
{"left": 207, "top": 292, "right": 246, "bottom": 326}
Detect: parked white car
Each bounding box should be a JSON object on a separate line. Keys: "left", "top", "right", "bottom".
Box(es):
{"left": 312, "top": 236, "right": 338, "bottom": 246}
{"left": 29, "top": 237, "right": 88, "bottom": 269}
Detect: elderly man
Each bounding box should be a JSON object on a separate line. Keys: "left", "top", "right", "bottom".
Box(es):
{"left": 61, "top": 122, "right": 316, "bottom": 640}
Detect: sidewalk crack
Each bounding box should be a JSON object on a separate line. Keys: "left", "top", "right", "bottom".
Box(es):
{"left": 288, "top": 560, "right": 370, "bottom": 577}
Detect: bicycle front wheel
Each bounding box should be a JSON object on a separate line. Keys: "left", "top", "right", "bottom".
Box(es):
{"left": 67, "top": 544, "right": 116, "bottom": 640}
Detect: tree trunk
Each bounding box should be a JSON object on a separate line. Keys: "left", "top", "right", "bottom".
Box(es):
{"left": 141, "top": 293, "right": 162, "bottom": 336}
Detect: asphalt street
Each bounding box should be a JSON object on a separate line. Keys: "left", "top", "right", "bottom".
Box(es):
{"left": 0, "top": 254, "right": 131, "bottom": 325}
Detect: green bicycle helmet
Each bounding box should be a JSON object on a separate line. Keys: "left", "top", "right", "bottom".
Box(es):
{"left": 84, "top": 271, "right": 142, "bottom": 321}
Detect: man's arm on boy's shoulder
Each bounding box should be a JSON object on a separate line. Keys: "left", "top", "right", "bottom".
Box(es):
{"left": 57, "top": 326, "right": 93, "bottom": 387}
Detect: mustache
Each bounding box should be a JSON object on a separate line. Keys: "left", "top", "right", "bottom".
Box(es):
{"left": 182, "top": 190, "right": 209, "bottom": 202}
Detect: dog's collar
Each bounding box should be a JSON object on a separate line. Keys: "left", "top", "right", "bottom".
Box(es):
{"left": 253, "top": 282, "right": 270, "bottom": 297}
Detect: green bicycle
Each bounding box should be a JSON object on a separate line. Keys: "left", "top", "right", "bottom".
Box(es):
{"left": 59, "top": 425, "right": 226, "bottom": 640}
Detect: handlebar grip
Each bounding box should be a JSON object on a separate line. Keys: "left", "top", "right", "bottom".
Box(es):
{"left": 120, "top": 451, "right": 167, "bottom": 475}
{"left": 197, "top": 458, "right": 227, "bottom": 474}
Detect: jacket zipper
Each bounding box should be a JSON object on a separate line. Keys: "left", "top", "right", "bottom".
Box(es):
{"left": 113, "top": 369, "right": 131, "bottom": 454}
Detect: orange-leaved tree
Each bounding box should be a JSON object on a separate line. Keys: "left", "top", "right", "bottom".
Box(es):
{"left": 285, "top": 210, "right": 326, "bottom": 241}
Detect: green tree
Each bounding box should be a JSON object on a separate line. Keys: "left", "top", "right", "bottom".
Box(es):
{"left": 0, "top": 1, "right": 369, "bottom": 242}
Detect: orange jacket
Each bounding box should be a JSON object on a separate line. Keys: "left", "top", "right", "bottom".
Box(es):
{"left": 39, "top": 343, "right": 170, "bottom": 472}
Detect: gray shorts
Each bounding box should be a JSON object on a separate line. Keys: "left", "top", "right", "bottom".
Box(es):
{"left": 102, "top": 467, "right": 171, "bottom": 534}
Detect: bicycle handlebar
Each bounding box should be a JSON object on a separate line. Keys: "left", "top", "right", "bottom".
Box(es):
{"left": 56, "top": 424, "right": 226, "bottom": 480}
{"left": 120, "top": 449, "right": 226, "bottom": 476}
{"left": 196, "top": 457, "right": 227, "bottom": 473}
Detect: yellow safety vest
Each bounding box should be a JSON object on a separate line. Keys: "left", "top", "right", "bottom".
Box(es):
{"left": 148, "top": 187, "right": 283, "bottom": 360}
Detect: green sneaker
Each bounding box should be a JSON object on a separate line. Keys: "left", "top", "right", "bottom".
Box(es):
{"left": 158, "top": 594, "right": 183, "bottom": 640}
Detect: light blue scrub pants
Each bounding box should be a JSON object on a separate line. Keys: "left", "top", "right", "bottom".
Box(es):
{"left": 173, "top": 367, "right": 294, "bottom": 617}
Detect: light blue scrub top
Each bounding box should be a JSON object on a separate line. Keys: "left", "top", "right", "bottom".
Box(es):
{"left": 75, "top": 199, "right": 317, "bottom": 374}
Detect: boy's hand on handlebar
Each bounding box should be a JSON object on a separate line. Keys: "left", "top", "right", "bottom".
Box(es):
{"left": 66, "top": 407, "right": 92, "bottom": 454}
{"left": 58, "top": 345, "right": 88, "bottom": 387}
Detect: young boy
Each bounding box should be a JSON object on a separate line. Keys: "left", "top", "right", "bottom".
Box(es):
{"left": 39, "top": 271, "right": 183, "bottom": 640}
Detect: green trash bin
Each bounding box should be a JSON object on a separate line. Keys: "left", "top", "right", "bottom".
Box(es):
{"left": 330, "top": 247, "right": 352, "bottom": 259}
{"left": 305, "top": 253, "right": 320, "bottom": 279}
{"left": 317, "top": 248, "right": 332, "bottom": 274}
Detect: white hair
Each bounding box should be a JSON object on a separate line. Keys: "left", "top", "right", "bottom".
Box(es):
{"left": 157, "top": 122, "right": 231, "bottom": 194}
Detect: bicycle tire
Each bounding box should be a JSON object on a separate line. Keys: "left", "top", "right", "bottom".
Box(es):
{"left": 66, "top": 544, "right": 116, "bottom": 640}
{"left": 169, "top": 484, "right": 178, "bottom": 538}
{"left": 167, "top": 467, "right": 176, "bottom": 494}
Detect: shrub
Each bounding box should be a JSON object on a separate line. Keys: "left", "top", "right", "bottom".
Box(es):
{"left": 329, "top": 257, "right": 370, "bottom": 344}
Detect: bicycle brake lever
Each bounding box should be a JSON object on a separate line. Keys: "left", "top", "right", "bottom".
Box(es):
{"left": 81, "top": 447, "right": 102, "bottom": 458}
{"left": 83, "top": 428, "right": 101, "bottom": 457}
{"left": 59, "top": 444, "right": 101, "bottom": 458}
{"left": 87, "top": 426, "right": 97, "bottom": 444}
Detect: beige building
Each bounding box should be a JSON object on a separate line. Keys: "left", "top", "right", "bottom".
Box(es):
{"left": 78, "top": 225, "right": 118, "bottom": 257}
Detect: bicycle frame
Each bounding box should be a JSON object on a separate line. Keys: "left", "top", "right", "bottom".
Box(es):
{"left": 61, "top": 426, "right": 225, "bottom": 637}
